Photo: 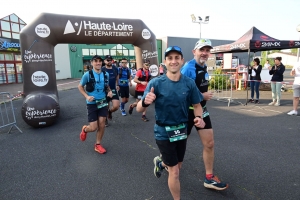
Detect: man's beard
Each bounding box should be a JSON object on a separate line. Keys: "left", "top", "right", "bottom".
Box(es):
{"left": 106, "top": 63, "right": 112, "bottom": 67}
{"left": 199, "top": 58, "right": 207, "bottom": 65}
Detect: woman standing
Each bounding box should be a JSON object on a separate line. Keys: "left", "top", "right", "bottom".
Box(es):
{"left": 268, "top": 57, "right": 285, "bottom": 106}
{"left": 287, "top": 62, "right": 300, "bottom": 115}
{"left": 248, "top": 58, "right": 262, "bottom": 104}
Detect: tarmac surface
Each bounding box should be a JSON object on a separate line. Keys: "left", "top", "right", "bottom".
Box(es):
{"left": 0, "top": 78, "right": 300, "bottom": 200}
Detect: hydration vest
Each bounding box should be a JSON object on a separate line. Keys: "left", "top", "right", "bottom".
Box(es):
{"left": 137, "top": 68, "right": 151, "bottom": 82}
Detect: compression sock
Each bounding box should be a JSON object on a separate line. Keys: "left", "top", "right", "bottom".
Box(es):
{"left": 121, "top": 102, "right": 125, "bottom": 110}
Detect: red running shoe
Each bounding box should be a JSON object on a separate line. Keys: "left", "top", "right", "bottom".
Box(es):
{"left": 80, "top": 125, "right": 87, "bottom": 141}
{"left": 94, "top": 144, "right": 107, "bottom": 154}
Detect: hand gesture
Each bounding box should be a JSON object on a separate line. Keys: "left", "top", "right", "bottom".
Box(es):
{"left": 107, "top": 90, "right": 113, "bottom": 98}
{"left": 194, "top": 117, "right": 205, "bottom": 128}
{"left": 144, "top": 87, "right": 156, "bottom": 105}
{"left": 268, "top": 66, "right": 272, "bottom": 70}
{"left": 86, "top": 96, "right": 95, "bottom": 102}
{"left": 202, "top": 92, "right": 213, "bottom": 101}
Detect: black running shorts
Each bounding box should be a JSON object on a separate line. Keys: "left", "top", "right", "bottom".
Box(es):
{"left": 106, "top": 89, "right": 119, "bottom": 102}
{"left": 134, "top": 90, "right": 144, "bottom": 99}
{"left": 119, "top": 86, "right": 129, "bottom": 98}
{"left": 187, "top": 108, "right": 212, "bottom": 135}
{"left": 87, "top": 104, "right": 108, "bottom": 122}
{"left": 155, "top": 139, "right": 187, "bottom": 167}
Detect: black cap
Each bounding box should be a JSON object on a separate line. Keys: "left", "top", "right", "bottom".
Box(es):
{"left": 91, "top": 55, "right": 103, "bottom": 61}
{"left": 143, "top": 59, "right": 150, "bottom": 64}
{"left": 104, "top": 55, "right": 113, "bottom": 60}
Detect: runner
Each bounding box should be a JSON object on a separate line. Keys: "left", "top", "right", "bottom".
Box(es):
{"left": 136, "top": 46, "right": 205, "bottom": 200}
{"left": 128, "top": 59, "right": 151, "bottom": 122}
{"left": 102, "top": 55, "right": 120, "bottom": 126}
{"left": 118, "top": 58, "right": 132, "bottom": 116}
{"left": 78, "top": 55, "right": 113, "bottom": 154}
{"left": 181, "top": 39, "right": 228, "bottom": 190}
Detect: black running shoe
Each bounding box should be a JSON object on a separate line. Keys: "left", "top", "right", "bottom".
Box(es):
{"left": 128, "top": 104, "right": 133, "bottom": 115}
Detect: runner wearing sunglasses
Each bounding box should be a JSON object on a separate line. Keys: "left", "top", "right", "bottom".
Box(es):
{"left": 128, "top": 59, "right": 151, "bottom": 122}
{"left": 181, "top": 39, "right": 228, "bottom": 191}
{"left": 136, "top": 46, "right": 205, "bottom": 200}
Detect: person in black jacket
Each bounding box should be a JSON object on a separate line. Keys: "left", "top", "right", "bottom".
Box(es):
{"left": 268, "top": 57, "right": 285, "bottom": 106}
{"left": 248, "top": 58, "right": 262, "bottom": 104}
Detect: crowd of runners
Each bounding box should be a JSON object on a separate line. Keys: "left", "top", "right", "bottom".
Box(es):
{"left": 77, "top": 38, "right": 230, "bottom": 200}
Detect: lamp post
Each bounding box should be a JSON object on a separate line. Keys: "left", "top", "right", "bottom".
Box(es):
{"left": 297, "top": 24, "right": 300, "bottom": 62}
{"left": 191, "top": 14, "right": 209, "bottom": 39}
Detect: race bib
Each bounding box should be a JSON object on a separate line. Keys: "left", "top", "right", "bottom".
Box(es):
{"left": 120, "top": 80, "right": 128, "bottom": 84}
{"left": 96, "top": 98, "right": 108, "bottom": 109}
{"left": 165, "top": 123, "right": 187, "bottom": 142}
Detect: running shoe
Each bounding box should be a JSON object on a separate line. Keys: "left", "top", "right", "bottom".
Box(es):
{"left": 153, "top": 156, "right": 163, "bottom": 178}
{"left": 255, "top": 100, "right": 259, "bottom": 104}
{"left": 275, "top": 102, "right": 280, "bottom": 106}
{"left": 287, "top": 110, "right": 298, "bottom": 115}
{"left": 105, "top": 118, "right": 109, "bottom": 127}
{"left": 129, "top": 104, "right": 133, "bottom": 115}
{"left": 204, "top": 175, "right": 228, "bottom": 191}
{"left": 121, "top": 109, "right": 127, "bottom": 116}
{"left": 142, "top": 115, "right": 149, "bottom": 122}
{"left": 268, "top": 101, "right": 276, "bottom": 105}
{"left": 80, "top": 125, "right": 87, "bottom": 141}
{"left": 248, "top": 99, "right": 254, "bottom": 103}
{"left": 94, "top": 144, "right": 106, "bottom": 154}
{"left": 108, "top": 109, "right": 112, "bottom": 120}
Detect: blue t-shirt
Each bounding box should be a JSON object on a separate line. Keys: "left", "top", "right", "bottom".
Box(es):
{"left": 102, "top": 66, "right": 118, "bottom": 90}
{"left": 142, "top": 74, "right": 203, "bottom": 140}
{"left": 118, "top": 67, "right": 131, "bottom": 87}
{"left": 79, "top": 70, "right": 109, "bottom": 104}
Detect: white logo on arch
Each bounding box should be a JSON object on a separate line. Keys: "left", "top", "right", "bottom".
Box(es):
{"left": 31, "top": 71, "right": 49, "bottom": 87}
{"left": 142, "top": 29, "right": 151, "bottom": 39}
{"left": 35, "top": 24, "right": 51, "bottom": 38}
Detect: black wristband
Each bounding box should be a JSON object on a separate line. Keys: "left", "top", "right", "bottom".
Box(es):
{"left": 142, "top": 99, "right": 150, "bottom": 107}
{"left": 195, "top": 115, "right": 202, "bottom": 119}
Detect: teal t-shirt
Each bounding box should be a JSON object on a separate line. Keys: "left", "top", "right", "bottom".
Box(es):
{"left": 142, "top": 74, "right": 203, "bottom": 140}
{"left": 79, "top": 70, "right": 109, "bottom": 104}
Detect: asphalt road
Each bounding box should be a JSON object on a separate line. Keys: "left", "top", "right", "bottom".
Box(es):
{"left": 0, "top": 88, "right": 300, "bottom": 200}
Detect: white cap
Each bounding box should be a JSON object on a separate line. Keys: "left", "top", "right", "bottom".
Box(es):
{"left": 194, "top": 39, "right": 213, "bottom": 50}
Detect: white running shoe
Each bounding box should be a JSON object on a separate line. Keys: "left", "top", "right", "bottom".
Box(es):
{"left": 287, "top": 110, "right": 298, "bottom": 116}
{"left": 268, "top": 102, "right": 275, "bottom": 106}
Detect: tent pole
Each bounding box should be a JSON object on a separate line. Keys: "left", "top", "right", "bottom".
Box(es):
{"left": 246, "top": 48, "right": 251, "bottom": 105}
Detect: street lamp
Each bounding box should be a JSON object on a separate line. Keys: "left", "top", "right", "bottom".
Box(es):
{"left": 296, "top": 24, "right": 300, "bottom": 62}
{"left": 191, "top": 14, "right": 209, "bottom": 39}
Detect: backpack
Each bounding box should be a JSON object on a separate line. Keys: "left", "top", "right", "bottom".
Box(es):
{"left": 138, "top": 68, "right": 151, "bottom": 82}
{"left": 102, "top": 66, "right": 118, "bottom": 78}
{"left": 119, "top": 67, "right": 131, "bottom": 79}
{"left": 85, "top": 70, "right": 108, "bottom": 93}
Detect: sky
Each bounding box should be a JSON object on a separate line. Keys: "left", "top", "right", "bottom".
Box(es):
{"left": 1, "top": 0, "right": 300, "bottom": 41}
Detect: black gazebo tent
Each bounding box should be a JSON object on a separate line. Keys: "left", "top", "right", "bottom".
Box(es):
{"left": 210, "top": 26, "right": 300, "bottom": 105}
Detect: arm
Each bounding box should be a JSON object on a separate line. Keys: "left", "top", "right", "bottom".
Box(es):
{"left": 269, "top": 66, "right": 274, "bottom": 75}
{"left": 192, "top": 103, "right": 205, "bottom": 128}
{"left": 276, "top": 65, "right": 285, "bottom": 75}
{"left": 129, "top": 69, "right": 132, "bottom": 86}
{"left": 137, "top": 83, "right": 155, "bottom": 112}
{"left": 78, "top": 84, "right": 94, "bottom": 102}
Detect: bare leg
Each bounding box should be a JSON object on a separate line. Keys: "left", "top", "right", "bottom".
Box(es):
{"left": 96, "top": 116, "right": 106, "bottom": 144}
{"left": 197, "top": 128, "right": 214, "bottom": 174}
{"left": 293, "top": 97, "right": 299, "bottom": 111}
{"left": 167, "top": 164, "right": 181, "bottom": 200}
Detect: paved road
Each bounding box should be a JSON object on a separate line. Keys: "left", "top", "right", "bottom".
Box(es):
{"left": 0, "top": 87, "right": 300, "bottom": 200}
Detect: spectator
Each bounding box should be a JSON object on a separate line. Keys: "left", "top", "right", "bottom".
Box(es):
{"left": 248, "top": 58, "right": 262, "bottom": 104}
{"left": 287, "top": 62, "right": 300, "bottom": 115}
{"left": 264, "top": 60, "right": 270, "bottom": 69}
{"left": 268, "top": 57, "right": 285, "bottom": 106}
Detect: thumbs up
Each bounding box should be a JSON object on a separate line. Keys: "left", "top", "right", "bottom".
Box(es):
{"left": 144, "top": 87, "right": 156, "bottom": 105}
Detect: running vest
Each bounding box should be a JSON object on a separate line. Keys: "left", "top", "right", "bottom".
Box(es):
{"left": 194, "top": 64, "right": 209, "bottom": 107}
{"left": 119, "top": 67, "right": 131, "bottom": 79}
{"left": 137, "top": 68, "right": 151, "bottom": 82}
{"left": 85, "top": 70, "right": 109, "bottom": 93}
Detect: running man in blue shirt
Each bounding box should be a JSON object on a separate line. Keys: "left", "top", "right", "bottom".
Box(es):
{"left": 118, "top": 58, "right": 132, "bottom": 116}
{"left": 181, "top": 39, "right": 228, "bottom": 190}
{"left": 137, "top": 46, "right": 205, "bottom": 200}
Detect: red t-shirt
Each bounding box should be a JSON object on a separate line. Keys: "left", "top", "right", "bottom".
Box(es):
{"left": 135, "top": 69, "right": 150, "bottom": 92}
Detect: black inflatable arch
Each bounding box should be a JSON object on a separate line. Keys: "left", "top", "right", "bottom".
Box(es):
{"left": 20, "top": 13, "right": 158, "bottom": 128}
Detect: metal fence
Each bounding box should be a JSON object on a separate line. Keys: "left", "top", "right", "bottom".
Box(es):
{"left": 0, "top": 92, "right": 22, "bottom": 133}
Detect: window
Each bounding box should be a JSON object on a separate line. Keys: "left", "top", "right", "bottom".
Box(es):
{"left": 103, "top": 49, "right": 109, "bottom": 55}
{"left": 11, "top": 23, "right": 20, "bottom": 32}
{"left": 20, "top": 24, "right": 25, "bottom": 31}
{"left": 5, "top": 53, "right": 14, "bottom": 60}
{"left": 10, "top": 14, "right": 19, "bottom": 23}
{"left": 129, "top": 50, "right": 135, "bottom": 56}
{"left": 123, "top": 50, "right": 129, "bottom": 56}
{"left": 90, "top": 49, "right": 96, "bottom": 56}
{"left": 110, "top": 50, "right": 116, "bottom": 56}
{"left": 96, "top": 49, "right": 103, "bottom": 55}
{"left": 15, "top": 54, "right": 22, "bottom": 61}
{"left": 82, "top": 49, "right": 89, "bottom": 55}
{"left": 12, "top": 33, "right": 20, "bottom": 39}
{"left": 0, "top": 53, "right": 4, "bottom": 60}
{"left": 20, "top": 19, "right": 26, "bottom": 25}
{"left": 1, "top": 21, "right": 11, "bottom": 31}
{"left": 2, "top": 31, "right": 11, "bottom": 38}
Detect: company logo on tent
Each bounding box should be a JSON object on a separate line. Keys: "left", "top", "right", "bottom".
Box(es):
{"left": 289, "top": 41, "right": 295, "bottom": 47}
{"left": 254, "top": 41, "right": 261, "bottom": 48}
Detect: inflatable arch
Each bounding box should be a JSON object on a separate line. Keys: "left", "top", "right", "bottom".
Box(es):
{"left": 20, "top": 13, "right": 158, "bottom": 128}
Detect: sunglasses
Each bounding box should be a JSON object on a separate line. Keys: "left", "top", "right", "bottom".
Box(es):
{"left": 144, "top": 63, "right": 150, "bottom": 66}
{"left": 106, "top": 60, "right": 112, "bottom": 62}
{"left": 165, "top": 46, "right": 182, "bottom": 53}
{"left": 121, "top": 62, "right": 128, "bottom": 64}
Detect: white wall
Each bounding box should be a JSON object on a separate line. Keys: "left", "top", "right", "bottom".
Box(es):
{"left": 161, "top": 37, "right": 168, "bottom": 63}
{"left": 54, "top": 44, "right": 72, "bottom": 79}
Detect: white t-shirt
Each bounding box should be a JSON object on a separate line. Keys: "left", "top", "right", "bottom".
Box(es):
{"left": 292, "top": 62, "right": 300, "bottom": 85}
{"left": 264, "top": 63, "right": 270, "bottom": 69}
